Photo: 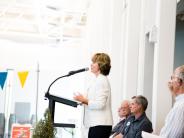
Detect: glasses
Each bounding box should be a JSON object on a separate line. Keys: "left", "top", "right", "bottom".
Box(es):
{"left": 170, "top": 75, "right": 183, "bottom": 83}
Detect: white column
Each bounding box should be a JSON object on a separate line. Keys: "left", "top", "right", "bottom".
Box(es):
{"left": 109, "top": 0, "right": 127, "bottom": 124}
{"left": 152, "top": 0, "right": 176, "bottom": 134}
{"left": 137, "top": 0, "right": 156, "bottom": 96}
{"left": 138, "top": 35, "right": 155, "bottom": 120}
{"left": 137, "top": 0, "right": 156, "bottom": 120}
{"left": 122, "top": 0, "right": 142, "bottom": 99}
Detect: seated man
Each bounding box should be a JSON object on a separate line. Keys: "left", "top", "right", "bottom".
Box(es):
{"left": 114, "top": 95, "right": 153, "bottom": 138}
{"left": 160, "top": 65, "right": 184, "bottom": 138}
{"left": 110, "top": 100, "right": 131, "bottom": 137}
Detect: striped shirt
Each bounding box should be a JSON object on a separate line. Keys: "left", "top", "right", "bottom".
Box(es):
{"left": 160, "top": 93, "right": 184, "bottom": 138}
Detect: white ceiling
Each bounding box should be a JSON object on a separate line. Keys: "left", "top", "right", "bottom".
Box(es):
{"left": 0, "top": 0, "right": 88, "bottom": 44}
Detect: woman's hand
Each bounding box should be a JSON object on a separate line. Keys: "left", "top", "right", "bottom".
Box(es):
{"left": 73, "top": 93, "right": 88, "bottom": 105}
{"left": 113, "top": 133, "right": 123, "bottom": 138}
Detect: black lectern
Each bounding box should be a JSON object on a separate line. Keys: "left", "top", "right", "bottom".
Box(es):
{"left": 45, "top": 92, "right": 79, "bottom": 128}
{"left": 44, "top": 68, "right": 88, "bottom": 128}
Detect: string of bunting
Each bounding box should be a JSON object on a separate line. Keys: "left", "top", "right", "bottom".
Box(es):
{"left": 0, "top": 71, "right": 29, "bottom": 90}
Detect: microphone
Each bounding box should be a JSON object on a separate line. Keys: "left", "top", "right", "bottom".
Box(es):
{"left": 68, "top": 67, "right": 89, "bottom": 75}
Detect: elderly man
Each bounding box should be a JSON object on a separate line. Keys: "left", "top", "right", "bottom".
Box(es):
{"left": 114, "top": 95, "right": 153, "bottom": 138}
{"left": 160, "top": 65, "right": 184, "bottom": 138}
{"left": 110, "top": 100, "right": 131, "bottom": 137}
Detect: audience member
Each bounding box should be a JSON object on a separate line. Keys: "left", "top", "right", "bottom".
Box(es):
{"left": 160, "top": 65, "right": 184, "bottom": 138}
{"left": 114, "top": 95, "right": 153, "bottom": 138}
{"left": 110, "top": 100, "right": 131, "bottom": 137}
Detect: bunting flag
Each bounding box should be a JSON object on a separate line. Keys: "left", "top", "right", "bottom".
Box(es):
{"left": 0, "top": 72, "right": 8, "bottom": 90}
{"left": 17, "top": 71, "right": 29, "bottom": 88}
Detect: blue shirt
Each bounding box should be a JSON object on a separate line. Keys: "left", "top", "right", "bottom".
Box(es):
{"left": 120, "top": 112, "right": 153, "bottom": 138}
{"left": 111, "top": 118, "right": 126, "bottom": 136}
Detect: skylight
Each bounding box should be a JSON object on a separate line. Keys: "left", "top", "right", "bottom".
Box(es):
{"left": 0, "top": 0, "right": 88, "bottom": 44}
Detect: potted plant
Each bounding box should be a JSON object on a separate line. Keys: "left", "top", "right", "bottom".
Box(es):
{"left": 32, "top": 108, "right": 56, "bottom": 138}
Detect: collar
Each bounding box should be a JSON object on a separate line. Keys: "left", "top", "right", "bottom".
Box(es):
{"left": 119, "top": 117, "right": 126, "bottom": 121}
{"left": 133, "top": 112, "right": 146, "bottom": 121}
{"left": 175, "top": 93, "right": 184, "bottom": 102}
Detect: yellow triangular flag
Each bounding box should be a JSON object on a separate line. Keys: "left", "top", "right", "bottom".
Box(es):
{"left": 18, "top": 71, "right": 29, "bottom": 88}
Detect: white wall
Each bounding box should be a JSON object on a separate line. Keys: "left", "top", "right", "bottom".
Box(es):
{"left": 137, "top": 0, "right": 158, "bottom": 120}
{"left": 130, "top": 0, "right": 176, "bottom": 134}
{"left": 85, "top": 0, "right": 112, "bottom": 54}
{"left": 121, "top": 0, "right": 141, "bottom": 100}
{"left": 119, "top": 0, "right": 176, "bottom": 134}
{"left": 151, "top": 0, "right": 176, "bottom": 134}
{"left": 108, "top": 0, "right": 126, "bottom": 124}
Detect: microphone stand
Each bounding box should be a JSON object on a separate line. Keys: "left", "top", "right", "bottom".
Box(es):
{"left": 45, "top": 74, "right": 70, "bottom": 98}
{"left": 44, "top": 73, "right": 79, "bottom": 128}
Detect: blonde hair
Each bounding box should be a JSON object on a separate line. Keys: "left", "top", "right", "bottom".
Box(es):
{"left": 92, "top": 53, "right": 111, "bottom": 75}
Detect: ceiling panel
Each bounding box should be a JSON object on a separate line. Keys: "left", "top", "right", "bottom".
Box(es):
{"left": 0, "top": 0, "right": 88, "bottom": 44}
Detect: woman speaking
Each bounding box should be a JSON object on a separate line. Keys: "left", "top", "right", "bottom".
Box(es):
{"left": 74, "top": 52, "right": 113, "bottom": 138}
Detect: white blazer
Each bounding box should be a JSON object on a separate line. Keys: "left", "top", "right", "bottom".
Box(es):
{"left": 83, "top": 74, "right": 113, "bottom": 127}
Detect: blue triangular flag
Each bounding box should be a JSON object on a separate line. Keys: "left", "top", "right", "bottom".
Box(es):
{"left": 0, "top": 72, "right": 8, "bottom": 90}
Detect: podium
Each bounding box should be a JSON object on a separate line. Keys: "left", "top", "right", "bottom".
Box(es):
{"left": 45, "top": 68, "right": 89, "bottom": 128}
{"left": 45, "top": 93, "right": 79, "bottom": 128}
{"left": 44, "top": 71, "right": 85, "bottom": 128}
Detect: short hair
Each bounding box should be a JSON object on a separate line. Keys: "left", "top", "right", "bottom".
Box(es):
{"left": 134, "top": 95, "right": 148, "bottom": 111}
{"left": 121, "top": 100, "right": 130, "bottom": 108}
{"left": 92, "top": 53, "right": 111, "bottom": 76}
{"left": 176, "top": 65, "right": 184, "bottom": 83}
{"left": 131, "top": 96, "right": 136, "bottom": 99}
